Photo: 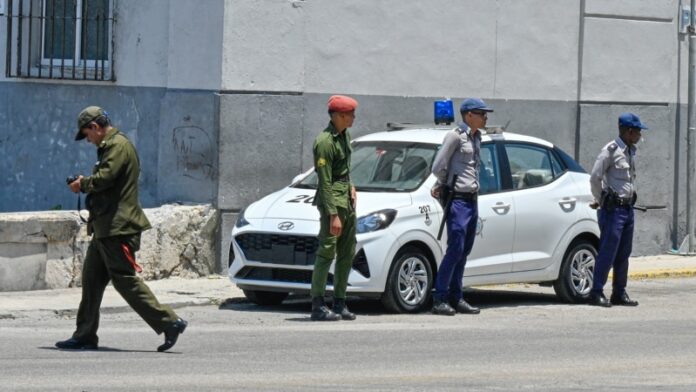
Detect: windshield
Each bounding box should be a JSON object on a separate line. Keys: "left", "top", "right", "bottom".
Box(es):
{"left": 294, "top": 141, "right": 438, "bottom": 192}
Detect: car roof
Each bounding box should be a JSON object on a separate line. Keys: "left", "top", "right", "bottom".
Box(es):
{"left": 354, "top": 125, "right": 554, "bottom": 148}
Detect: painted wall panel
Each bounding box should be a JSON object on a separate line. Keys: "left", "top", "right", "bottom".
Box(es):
{"left": 581, "top": 18, "right": 676, "bottom": 102}
{"left": 586, "top": 0, "right": 677, "bottom": 19}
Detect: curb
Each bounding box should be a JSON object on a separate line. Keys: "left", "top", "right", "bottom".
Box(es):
{"left": 627, "top": 269, "right": 696, "bottom": 280}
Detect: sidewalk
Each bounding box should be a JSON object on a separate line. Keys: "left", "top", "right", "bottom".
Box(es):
{"left": 1, "top": 255, "right": 695, "bottom": 316}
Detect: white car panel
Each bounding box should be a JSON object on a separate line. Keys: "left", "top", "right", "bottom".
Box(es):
{"left": 228, "top": 127, "right": 600, "bottom": 312}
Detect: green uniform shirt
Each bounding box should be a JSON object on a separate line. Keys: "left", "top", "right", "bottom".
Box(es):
{"left": 80, "top": 127, "right": 151, "bottom": 238}
{"left": 312, "top": 122, "right": 352, "bottom": 215}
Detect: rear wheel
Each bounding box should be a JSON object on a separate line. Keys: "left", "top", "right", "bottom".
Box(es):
{"left": 242, "top": 289, "right": 289, "bottom": 306}
{"left": 553, "top": 240, "right": 596, "bottom": 303}
{"left": 381, "top": 247, "right": 433, "bottom": 313}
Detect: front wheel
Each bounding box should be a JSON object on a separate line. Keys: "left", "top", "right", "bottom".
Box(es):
{"left": 242, "top": 289, "right": 289, "bottom": 306}
{"left": 381, "top": 247, "right": 434, "bottom": 313}
{"left": 553, "top": 240, "right": 597, "bottom": 303}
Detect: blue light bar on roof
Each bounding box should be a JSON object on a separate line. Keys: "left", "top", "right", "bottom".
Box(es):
{"left": 434, "top": 99, "right": 454, "bottom": 125}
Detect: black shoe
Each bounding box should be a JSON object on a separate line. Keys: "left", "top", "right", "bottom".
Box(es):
{"left": 451, "top": 299, "right": 480, "bottom": 314}
{"left": 55, "top": 337, "right": 98, "bottom": 350}
{"left": 157, "top": 318, "right": 188, "bottom": 352}
{"left": 310, "top": 297, "right": 341, "bottom": 321}
{"left": 610, "top": 292, "right": 639, "bottom": 306}
{"left": 432, "top": 300, "right": 456, "bottom": 316}
{"left": 332, "top": 298, "right": 356, "bottom": 321}
{"left": 588, "top": 293, "right": 612, "bottom": 307}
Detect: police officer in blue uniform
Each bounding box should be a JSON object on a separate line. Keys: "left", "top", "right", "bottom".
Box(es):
{"left": 430, "top": 98, "right": 493, "bottom": 316}
{"left": 588, "top": 113, "right": 647, "bottom": 307}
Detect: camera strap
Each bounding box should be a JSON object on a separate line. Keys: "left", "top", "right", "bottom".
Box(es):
{"left": 76, "top": 195, "right": 88, "bottom": 223}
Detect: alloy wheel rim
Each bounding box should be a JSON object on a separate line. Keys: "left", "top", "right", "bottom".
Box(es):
{"left": 397, "top": 256, "right": 429, "bottom": 306}
{"left": 570, "top": 249, "right": 595, "bottom": 295}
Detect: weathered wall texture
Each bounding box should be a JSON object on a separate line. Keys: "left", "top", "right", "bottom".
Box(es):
{"left": 0, "top": 204, "right": 217, "bottom": 292}
{"left": 0, "top": 0, "right": 692, "bottom": 258}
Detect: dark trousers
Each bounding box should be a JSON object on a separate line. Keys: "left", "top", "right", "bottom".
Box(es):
{"left": 434, "top": 200, "right": 478, "bottom": 303}
{"left": 73, "top": 234, "right": 179, "bottom": 345}
{"left": 310, "top": 206, "right": 356, "bottom": 299}
{"left": 591, "top": 206, "right": 634, "bottom": 296}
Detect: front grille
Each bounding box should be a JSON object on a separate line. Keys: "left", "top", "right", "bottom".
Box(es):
{"left": 236, "top": 266, "right": 333, "bottom": 285}
{"left": 236, "top": 233, "right": 319, "bottom": 266}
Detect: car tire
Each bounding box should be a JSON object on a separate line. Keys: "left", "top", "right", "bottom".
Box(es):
{"left": 381, "top": 247, "right": 434, "bottom": 313}
{"left": 553, "top": 240, "right": 597, "bottom": 303}
{"left": 242, "top": 289, "right": 289, "bottom": 306}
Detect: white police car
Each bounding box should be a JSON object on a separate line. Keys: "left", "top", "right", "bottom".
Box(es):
{"left": 228, "top": 122, "right": 599, "bottom": 313}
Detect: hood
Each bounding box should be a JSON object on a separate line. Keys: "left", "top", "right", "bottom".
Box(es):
{"left": 244, "top": 187, "right": 413, "bottom": 220}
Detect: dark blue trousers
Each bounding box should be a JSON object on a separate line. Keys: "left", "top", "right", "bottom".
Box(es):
{"left": 591, "top": 206, "right": 634, "bottom": 296}
{"left": 434, "top": 199, "right": 478, "bottom": 303}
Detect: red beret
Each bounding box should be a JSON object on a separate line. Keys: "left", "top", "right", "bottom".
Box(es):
{"left": 327, "top": 95, "right": 358, "bottom": 112}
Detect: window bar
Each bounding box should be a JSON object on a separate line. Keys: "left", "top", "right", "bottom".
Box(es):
{"left": 72, "top": 0, "right": 77, "bottom": 79}
{"left": 100, "top": 7, "right": 106, "bottom": 81}
{"left": 82, "top": 0, "right": 88, "bottom": 79}
{"left": 49, "top": 0, "right": 55, "bottom": 78}
{"left": 38, "top": 0, "right": 44, "bottom": 78}
{"left": 27, "top": 0, "right": 34, "bottom": 78}
{"left": 60, "top": 0, "right": 67, "bottom": 78}
{"left": 5, "top": 0, "right": 13, "bottom": 77}
{"left": 109, "top": 7, "right": 115, "bottom": 81}
{"left": 16, "top": 0, "right": 23, "bottom": 77}
{"left": 95, "top": 11, "right": 100, "bottom": 80}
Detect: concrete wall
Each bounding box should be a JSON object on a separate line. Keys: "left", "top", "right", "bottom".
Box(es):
{"left": 0, "top": 205, "right": 217, "bottom": 292}
{"left": 1, "top": 0, "right": 692, "bottom": 259}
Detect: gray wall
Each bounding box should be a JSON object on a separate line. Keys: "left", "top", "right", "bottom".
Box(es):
{"left": 1, "top": 0, "right": 692, "bottom": 258}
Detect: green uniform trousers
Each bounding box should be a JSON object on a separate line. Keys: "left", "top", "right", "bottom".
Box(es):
{"left": 73, "top": 234, "right": 179, "bottom": 345}
{"left": 310, "top": 206, "right": 356, "bottom": 299}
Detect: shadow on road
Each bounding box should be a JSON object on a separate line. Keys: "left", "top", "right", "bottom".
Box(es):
{"left": 217, "top": 286, "right": 577, "bottom": 317}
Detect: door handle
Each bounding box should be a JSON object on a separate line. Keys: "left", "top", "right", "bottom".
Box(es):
{"left": 558, "top": 197, "right": 577, "bottom": 212}
{"left": 491, "top": 202, "right": 511, "bottom": 215}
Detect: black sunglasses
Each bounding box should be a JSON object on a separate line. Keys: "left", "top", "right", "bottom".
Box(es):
{"left": 470, "top": 111, "right": 488, "bottom": 116}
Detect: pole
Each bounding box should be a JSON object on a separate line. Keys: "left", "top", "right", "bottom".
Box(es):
{"left": 687, "top": 0, "right": 696, "bottom": 253}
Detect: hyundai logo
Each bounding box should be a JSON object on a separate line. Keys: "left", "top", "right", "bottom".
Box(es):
{"left": 278, "top": 221, "right": 295, "bottom": 231}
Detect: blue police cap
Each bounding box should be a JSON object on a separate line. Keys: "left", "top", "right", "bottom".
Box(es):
{"left": 460, "top": 98, "right": 494, "bottom": 113}
{"left": 618, "top": 113, "right": 648, "bottom": 130}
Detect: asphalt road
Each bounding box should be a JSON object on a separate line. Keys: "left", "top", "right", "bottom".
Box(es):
{"left": 1, "top": 278, "right": 695, "bottom": 391}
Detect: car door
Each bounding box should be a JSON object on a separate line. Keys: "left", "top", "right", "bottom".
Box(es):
{"left": 465, "top": 142, "right": 515, "bottom": 276}
{"left": 504, "top": 142, "right": 581, "bottom": 272}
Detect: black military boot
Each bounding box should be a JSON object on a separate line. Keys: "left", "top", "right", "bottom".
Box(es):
{"left": 311, "top": 297, "right": 341, "bottom": 321}
{"left": 332, "top": 298, "right": 356, "bottom": 321}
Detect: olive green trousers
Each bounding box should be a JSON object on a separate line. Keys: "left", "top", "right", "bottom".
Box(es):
{"left": 72, "top": 234, "right": 179, "bottom": 345}
{"left": 310, "top": 206, "right": 356, "bottom": 299}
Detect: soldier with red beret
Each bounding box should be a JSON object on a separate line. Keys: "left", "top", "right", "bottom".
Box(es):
{"left": 310, "top": 95, "right": 359, "bottom": 321}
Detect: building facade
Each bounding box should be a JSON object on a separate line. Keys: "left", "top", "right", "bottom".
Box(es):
{"left": 0, "top": 0, "right": 691, "bottom": 268}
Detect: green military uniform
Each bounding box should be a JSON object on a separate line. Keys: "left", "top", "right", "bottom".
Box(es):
{"left": 73, "top": 127, "right": 179, "bottom": 345}
{"left": 310, "top": 122, "right": 357, "bottom": 300}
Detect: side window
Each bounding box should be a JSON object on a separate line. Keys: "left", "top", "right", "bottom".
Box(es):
{"left": 505, "top": 144, "right": 557, "bottom": 189}
{"left": 479, "top": 144, "right": 501, "bottom": 195}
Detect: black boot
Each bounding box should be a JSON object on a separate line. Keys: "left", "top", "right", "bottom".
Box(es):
{"left": 311, "top": 297, "right": 341, "bottom": 321}
{"left": 157, "top": 318, "right": 188, "bottom": 352}
{"left": 451, "top": 299, "right": 480, "bottom": 314}
{"left": 432, "top": 299, "right": 456, "bottom": 316}
{"left": 332, "top": 298, "right": 356, "bottom": 321}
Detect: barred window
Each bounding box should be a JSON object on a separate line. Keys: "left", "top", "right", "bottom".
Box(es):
{"left": 5, "top": 0, "right": 114, "bottom": 81}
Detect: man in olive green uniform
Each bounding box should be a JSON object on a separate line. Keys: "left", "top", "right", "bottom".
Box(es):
{"left": 310, "top": 95, "right": 359, "bottom": 321}
{"left": 55, "top": 106, "right": 187, "bottom": 352}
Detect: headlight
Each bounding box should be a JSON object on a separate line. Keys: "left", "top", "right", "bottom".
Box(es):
{"left": 235, "top": 208, "right": 250, "bottom": 228}
{"left": 357, "top": 209, "right": 397, "bottom": 234}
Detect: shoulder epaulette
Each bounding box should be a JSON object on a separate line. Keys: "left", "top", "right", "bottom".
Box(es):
{"left": 607, "top": 142, "right": 618, "bottom": 152}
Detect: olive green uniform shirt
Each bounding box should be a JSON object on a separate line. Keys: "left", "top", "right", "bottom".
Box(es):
{"left": 80, "top": 128, "right": 151, "bottom": 238}
{"left": 312, "top": 122, "right": 352, "bottom": 214}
